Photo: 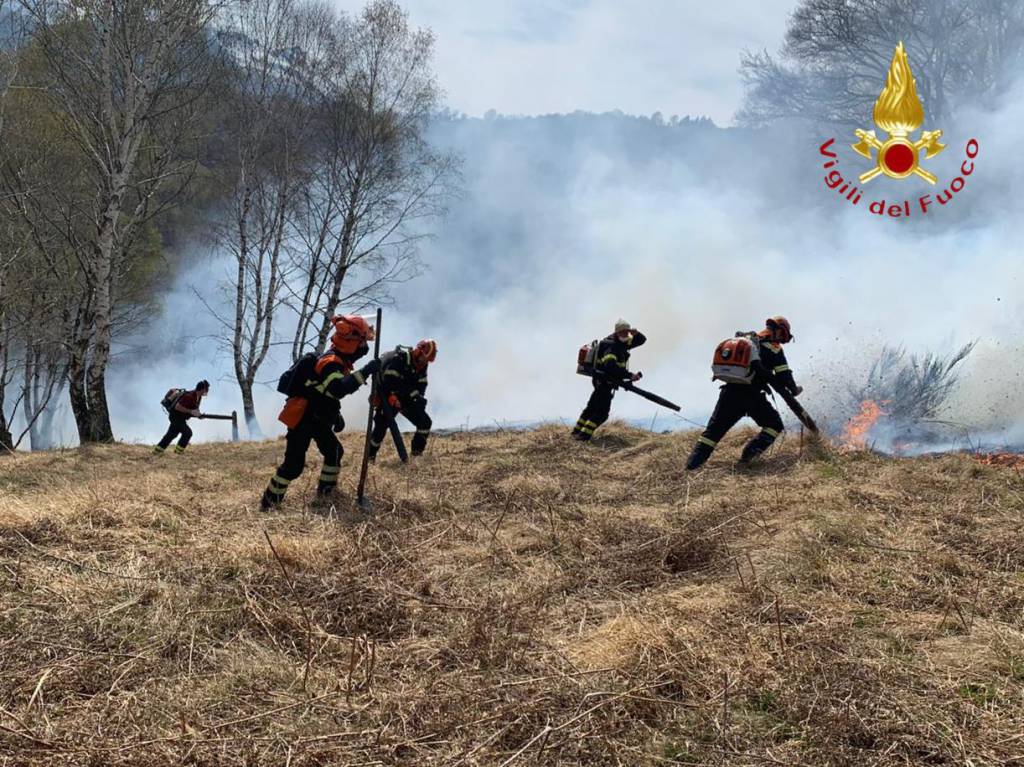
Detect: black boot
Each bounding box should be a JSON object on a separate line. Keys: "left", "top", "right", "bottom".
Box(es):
{"left": 411, "top": 433, "right": 428, "bottom": 456}
{"left": 686, "top": 441, "right": 714, "bottom": 471}
{"left": 261, "top": 475, "right": 289, "bottom": 511}
{"left": 571, "top": 417, "right": 596, "bottom": 441}
{"left": 738, "top": 432, "right": 776, "bottom": 466}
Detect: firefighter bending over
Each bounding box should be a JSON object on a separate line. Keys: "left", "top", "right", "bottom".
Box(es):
{"left": 154, "top": 380, "right": 210, "bottom": 455}
{"left": 367, "top": 339, "right": 436, "bottom": 461}
{"left": 686, "top": 316, "right": 801, "bottom": 470}
{"left": 261, "top": 316, "right": 377, "bottom": 509}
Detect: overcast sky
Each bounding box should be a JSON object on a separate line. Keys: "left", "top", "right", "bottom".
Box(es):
{"left": 336, "top": 0, "right": 796, "bottom": 125}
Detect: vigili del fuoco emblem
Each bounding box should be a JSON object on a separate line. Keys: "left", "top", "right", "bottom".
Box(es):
{"left": 852, "top": 42, "right": 945, "bottom": 184}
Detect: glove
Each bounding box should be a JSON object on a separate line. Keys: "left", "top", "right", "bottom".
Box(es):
{"left": 792, "top": 385, "right": 804, "bottom": 396}
{"left": 631, "top": 372, "right": 643, "bottom": 382}
{"left": 387, "top": 393, "right": 401, "bottom": 411}
{"left": 333, "top": 413, "right": 345, "bottom": 433}
{"left": 193, "top": 410, "right": 203, "bottom": 418}
{"left": 360, "top": 358, "right": 382, "bottom": 378}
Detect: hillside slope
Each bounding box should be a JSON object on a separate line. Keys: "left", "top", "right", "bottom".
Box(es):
{"left": 1, "top": 426, "right": 1023, "bottom": 766}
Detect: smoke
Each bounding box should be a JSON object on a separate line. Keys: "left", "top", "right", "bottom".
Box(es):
{"left": 16, "top": 31, "right": 1024, "bottom": 452}
{"left": 381, "top": 82, "right": 1024, "bottom": 443}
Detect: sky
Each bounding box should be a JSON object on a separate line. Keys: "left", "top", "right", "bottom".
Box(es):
{"left": 335, "top": 0, "right": 795, "bottom": 125}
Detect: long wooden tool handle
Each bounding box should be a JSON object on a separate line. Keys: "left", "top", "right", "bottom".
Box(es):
{"left": 357, "top": 308, "right": 383, "bottom": 503}
{"left": 777, "top": 388, "right": 819, "bottom": 433}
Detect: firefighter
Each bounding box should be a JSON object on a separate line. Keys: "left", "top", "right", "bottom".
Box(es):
{"left": 686, "top": 316, "right": 802, "bottom": 470}
{"left": 261, "top": 316, "right": 377, "bottom": 510}
{"left": 367, "top": 339, "right": 436, "bottom": 461}
{"left": 572, "top": 320, "right": 646, "bottom": 441}
{"left": 154, "top": 380, "right": 210, "bottom": 455}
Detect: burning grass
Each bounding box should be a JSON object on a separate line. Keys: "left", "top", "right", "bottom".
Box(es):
{"left": 973, "top": 452, "right": 1024, "bottom": 469}
{"left": 1, "top": 424, "right": 1024, "bottom": 765}
{"left": 838, "top": 343, "right": 977, "bottom": 452}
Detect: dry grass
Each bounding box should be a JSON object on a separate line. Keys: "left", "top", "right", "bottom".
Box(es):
{"left": 1, "top": 423, "right": 1023, "bottom": 765}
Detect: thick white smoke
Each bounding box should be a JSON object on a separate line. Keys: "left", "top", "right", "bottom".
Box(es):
{"left": 20, "top": 62, "right": 1024, "bottom": 451}
{"left": 380, "top": 87, "right": 1023, "bottom": 445}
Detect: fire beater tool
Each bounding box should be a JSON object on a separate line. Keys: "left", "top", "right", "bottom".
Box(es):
{"left": 771, "top": 385, "right": 819, "bottom": 434}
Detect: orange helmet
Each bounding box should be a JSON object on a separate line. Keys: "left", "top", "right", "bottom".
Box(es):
{"left": 763, "top": 316, "right": 793, "bottom": 343}
{"left": 412, "top": 338, "right": 437, "bottom": 370}
{"left": 331, "top": 314, "right": 375, "bottom": 354}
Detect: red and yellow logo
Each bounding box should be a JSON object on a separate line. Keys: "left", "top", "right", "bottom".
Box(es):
{"left": 852, "top": 42, "right": 945, "bottom": 184}
{"left": 818, "top": 41, "right": 979, "bottom": 218}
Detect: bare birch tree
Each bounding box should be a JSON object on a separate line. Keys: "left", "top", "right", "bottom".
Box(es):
{"left": 16, "top": 0, "right": 218, "bottom": 442}
{"left": 288, "top": 0, "right": 457, "bottom": 359}
{"left": 211, "top": 0, "right": 335, "bottom": 436}
{"left": 0, "top": 171, "right": 67, "bottom": 452}
{"left": 0, "top": 97, "right": 86, "bottom": 452}
{"left": 0, "top": 0, "right": 26, "bottom": 451}
{"left": 0, "top": 233, "right": 22, "bottom": 452}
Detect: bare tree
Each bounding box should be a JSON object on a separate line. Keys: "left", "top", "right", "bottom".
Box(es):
{"left": 16, "top": 0, "right": 219, "bottom": 442}
{"left": 0, "top": 0, "right": 26, "bottom": 451}
{"left": 0, "top": 241, "right": 21, "bottom": 451}
{"left": 739, "top": 0, "right": 1024, "bottom": 128}
{"left": 0, "top": 149, "right": 82, "bottom": 451}
{"left": 18, "top": 254, "right": 69, "bottom": 449}
{"left": 211, "top": 0, "right": 335, "bottom": 436}
{"left": 0, "top": 219, "right": 67, "bottom": 451}
{"left": 288, "top": 0, "right": 457, "bottom": 359}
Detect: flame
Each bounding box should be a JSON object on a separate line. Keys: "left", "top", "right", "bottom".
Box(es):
{"left": 974, "top": 453, "right": 1024, "bottom": 469}
{"left": 873, "top": 42, "right": 924, "bottom": 136}
{"left": 841, "top": 400, "right": 886, "bottom": 448}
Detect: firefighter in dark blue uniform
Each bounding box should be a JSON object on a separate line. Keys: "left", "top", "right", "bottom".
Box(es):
{"left": 367, "top": 339, "right": 437, "bottom": 460}
{"left": 686, "top": 316, "right": 801, "bottom": 470}
{"left": 572, "top": 320, "right": 646, "bottom": 441}
{"left": 261, "top": 316, "right": 377, "bottom": 509}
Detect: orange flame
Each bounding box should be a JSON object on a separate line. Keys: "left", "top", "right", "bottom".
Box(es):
{"left": 873, "top": 42, "right": 925, "bottom": 136}
{"left": 974, "top": 453, "right": 1024, "bottom": 469}
{"left": 841, "top": 400, "right": 886, "bottom": 448}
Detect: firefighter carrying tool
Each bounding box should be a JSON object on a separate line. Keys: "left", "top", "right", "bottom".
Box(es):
{"left": 686, "top": 316, "right": 804, "bottom": 470}
{"left": 154, "top": 380, "right": 210, "bottom": 455}
{"left": 261, "top": 316, "right": 378, "bottom": 510}
{"left": 572, "top": 320, "right": 646, "bottom": 441}
{"left": 367, "top": 339, "right": 436, "bottom": 461}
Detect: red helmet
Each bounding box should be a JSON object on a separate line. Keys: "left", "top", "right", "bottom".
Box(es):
{"left": 412, "top": 338, "right": 437, "bottom": 370}
{"left": 764, "top": 316, "right": 793, "bottom": 343}
{"left": 331, "top": 315, "right": 375, "bottom": 354}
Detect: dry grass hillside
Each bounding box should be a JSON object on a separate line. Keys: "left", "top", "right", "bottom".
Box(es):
{"left": 1, "top": 424, "right": 1023, "bottom": 766}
